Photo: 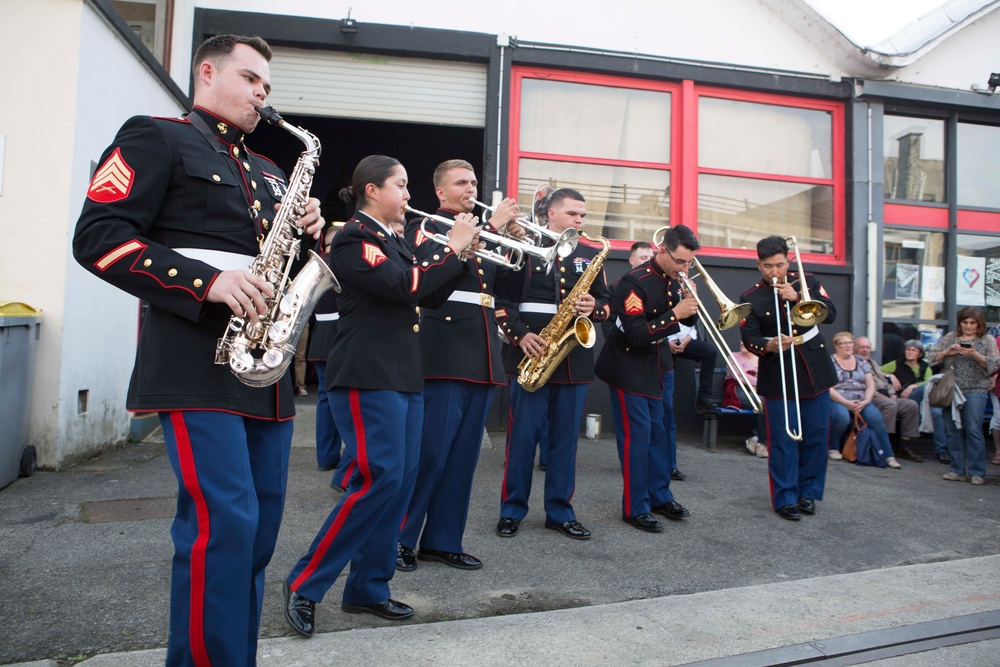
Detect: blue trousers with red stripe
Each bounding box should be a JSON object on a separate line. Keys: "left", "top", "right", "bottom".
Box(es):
{"left": 329, "top": 440, "right": 357, "bottom": 490}
{"left": 288, "top": 388, "right": 421, "bottom": 606}
{"left": 764, "top": 391, "right": 830, "bottom": 509}
{"left": 314, "top": 362, "right": 343, "bottom": 469}
{"left": 501, "top": 381, "right": 588, "bottom": 524}
{"left": 399, "top": 380, "right": 493, "bottom": 553}
{"left": 658, "top": 370, "right": 678, "bottom": 472}
{"left": 159, "top": 410, "right": 292, "bottom": 667}
{"left": 609, "top": 385, "right": 674, "bottom": 517}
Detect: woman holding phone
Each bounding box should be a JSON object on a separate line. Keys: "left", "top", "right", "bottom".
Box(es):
{"left": 931, "top": 306, "right": 1000, "bottom": 486}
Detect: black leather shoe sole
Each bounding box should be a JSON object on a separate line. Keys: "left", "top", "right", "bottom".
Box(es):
{"left": 652, "top": 502, "right": 690, "bottom": 520}
{"left": 776, "top": 505, "right": 801, "bottom": 521}
{"left": 396, "top": 546, "right": 416, "bottom": 572}
{"left": 496, "top": 518, "right": 520, "bottom": 538}
{"left": 797, "top": 498, "right": 816, "bottom": 515}
{"left": 342, "top": 599, "right": 414, "bottom": 620}
{"left": 330, "top": 479, "right": 345, "bottom": 492}
{"left": 544, "top": 520, "right": 591, "bottom": 540}
{"left": 284, "top": 582, "right": 315, "bottom": 638}
{"left": 623, "top": 513, "right": 664, "bottom": 533}
{"left": 418, "top": 549, "right": 483, "bottom": 570}
{"left": 670, "top": 469, "right": 686, "bottom": 481}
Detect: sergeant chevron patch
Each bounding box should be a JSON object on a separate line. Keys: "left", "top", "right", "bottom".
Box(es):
{"left": 362, "top": 242, "right": 387, "bottom": 267}
{"left": 624, "top": 290, "right": 644, "bottom": 315}
{"left": 87, "top": 148, "right": 134, "bottom": 203}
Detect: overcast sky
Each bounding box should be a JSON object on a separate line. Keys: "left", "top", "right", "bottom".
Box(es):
{"left": 806, "top": 0, "right": 946, "bottom": 44}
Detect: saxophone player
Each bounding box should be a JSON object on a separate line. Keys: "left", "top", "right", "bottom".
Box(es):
{"left": 73, "top": 35, "right": 325, "bottom": 665}
{"left": 595, "top": 225, "right": 698, "bottom": 532}
{"left": 495, "top": 189, "right": 611, "bottom": 540}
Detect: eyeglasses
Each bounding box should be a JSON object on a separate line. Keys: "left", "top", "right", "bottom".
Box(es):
{"left": 664, "top": 246, "right": 694, "bottom": 269}
{"left": 835, "top": 341, "right": 853, "bottom": 346}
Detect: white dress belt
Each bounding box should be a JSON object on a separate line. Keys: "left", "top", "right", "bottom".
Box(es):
{"left": 173, "top": 247, "right": 255, "bottom": 272}
{"left": 766, "top": 326, "right": 820, "bottom": 345}
{"left": 519, "top": 302, "right": 558, "bottom": 315}
{"left": 448, "top": 291, "right": 495, "bottom": 308}
{"left": 315, "top": 313, "right": 340, "bottom": 322}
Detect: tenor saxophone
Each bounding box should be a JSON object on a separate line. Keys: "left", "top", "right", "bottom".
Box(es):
{"left": 517, "top": 232, "right": 611, "bottom": 392}
{"left": 214, "top": 105, "right": 340, "bottom": 387}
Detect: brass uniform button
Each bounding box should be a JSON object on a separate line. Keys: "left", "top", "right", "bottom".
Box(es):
{"left": 433, "top": 254, "right": 440, "bottom": 261}
{"left": 243, "top": 161, "right": 251, "bottom": 171}
{"left": 212, "top": 174, "right": 221, "bottom": 182}
{"left": 193, "top": 279, "right": 203, "bottom": 288}
{"left": 560, "top": 267, "right": 566, "bottom": 273}
{"left": 415, "top": 307, "right": 420, "bottom": 314}
{"left": 143, "top": 259, "right": 152, "bottom": 267}
{"left": 445, "top": 316, "right": 452, "bottom": 322}
{"left": 254, "top": 200, "right": 262, "bottom": 211}
{"left": 262, "top": 219, "right": 269, "bottom": 229}
{"left": 412, "top": 324, "right": 420, "bottom": 333}
{"left": 252, "top": 180, "right": 257, "bottom": 190}
{"left": 168, "top": 268, "right": 178, "bottom": 277}
{"left": 232, "top": 147, "right": 240, "bottom": 157}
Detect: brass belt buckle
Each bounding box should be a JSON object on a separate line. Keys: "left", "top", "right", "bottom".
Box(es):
{"left": 479, "top": 293, "right": 494, "bottom": 308}
{"left": 792, "top": 335, "right": 804, "bottom": 345}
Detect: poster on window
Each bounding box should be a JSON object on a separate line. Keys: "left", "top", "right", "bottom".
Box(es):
{"left": 894, "top": 264, "right": 920, "bottom": 300}
{"left": 923, "top": 266, "right": 945, "bottom": 303}
{"left": 955, "top": 256, "right": 986, "bottom": 306}
{"left": 986, "top": 257, "right": 1000, "bottom": 308}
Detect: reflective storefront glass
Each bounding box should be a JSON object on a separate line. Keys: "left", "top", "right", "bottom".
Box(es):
{"left": 883, "top": 115, "right": 945, "bottom": 204}
{"left": 957, "top": 123, "right": 1000, "bottom": 210}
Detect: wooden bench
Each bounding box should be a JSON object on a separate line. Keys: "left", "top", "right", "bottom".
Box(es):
{"left": 695, "top": 368, "right": 757, "bottom": 449}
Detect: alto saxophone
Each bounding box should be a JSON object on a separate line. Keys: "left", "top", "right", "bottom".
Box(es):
{"left": 214, "top": 105, "right": 340, "bottom": 387}
{"left": 517, "top": 232, "right": 611, "bottom": 392}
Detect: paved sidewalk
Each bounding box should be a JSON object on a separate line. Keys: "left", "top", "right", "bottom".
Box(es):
{"left": 2, "top": 399, "right": 998, "bottom": 665}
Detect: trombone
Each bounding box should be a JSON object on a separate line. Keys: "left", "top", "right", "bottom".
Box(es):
{"left": 405, "top": 206, "right": 577, "bottom": 274}
{"left": 770, "top": 236, "right": 829, "bottom": 441}
{"left": 652, "top": 226, "right": 761, "bottom": 413}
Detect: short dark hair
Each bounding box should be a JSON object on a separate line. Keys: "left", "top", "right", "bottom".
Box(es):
{"left": 630, "top": 241, "right": 653, "bottom": 255}
{"left": 192, "top": 34, "right": 272, "bottom": 77}
{"left": 956, "top": 306, "right": 987, "bottom": 337}
{"left": 339, "top": 155, "right": 402, "bottom": 212}
{"left": 547, "top": 188, "right": 585, "bottom": 211}
{"left": 756, "top": 235, "right": 788, "bottom": 260}
{"left": 662, "top": 224, "right": 700, "bottom": 253}
{"left": 433, "top": 159, "right": 475, "bottom": 188}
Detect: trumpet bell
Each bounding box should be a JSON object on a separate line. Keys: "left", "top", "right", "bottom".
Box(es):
{"left": 717, "top": 302, "right": 753, "bottom": 330}
{"left": 554, "top": 228, "right": 579, "bottom": 259}
{"left": 790, "top": 300, "right": 828, "bottom": 327}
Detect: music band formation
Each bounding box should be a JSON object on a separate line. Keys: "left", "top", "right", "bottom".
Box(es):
{"left": 72, "top": 35, "right": 846, "bottom": 665}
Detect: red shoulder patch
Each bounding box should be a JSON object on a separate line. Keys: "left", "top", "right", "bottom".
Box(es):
{"left": 87, "top": 148, "right": 134, "bottom": 203}
{"left": 362, "top": 242, "right": 387, "bottom": 267}
{"left": 624, "top": 290, "right": 644, "bottom": 315}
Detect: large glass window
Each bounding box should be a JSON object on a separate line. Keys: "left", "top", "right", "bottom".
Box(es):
{"left": 111, "top": 0, "right": 171, "bottom": 66}
{"left": 882, "top": 229, "right": 946, "bottom": 322}
{"left": 957, "top": 123, "right": 1000, "bottom": 210}
{"left": 956, "top": 234, "right": 1000, "bottom": 324}
{"left": 883, "top": 115, "right": 945, "bottom": 204}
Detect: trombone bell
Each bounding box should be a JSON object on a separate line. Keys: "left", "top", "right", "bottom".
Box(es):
{"left": 790, "top": 301, "right": 828, "bottom": 327}
{"left": 717, "top": 301, "right": 752, "bottom": 331}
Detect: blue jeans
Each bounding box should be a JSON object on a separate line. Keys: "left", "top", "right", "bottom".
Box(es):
{"left": 945, "top": 391, "right": 989, "bottom": 479}
{"left": 908, "top": 384, "right": 947, "bottom": 454}
{"left": 829, "top": 401, "right": 895, "bottom": 457}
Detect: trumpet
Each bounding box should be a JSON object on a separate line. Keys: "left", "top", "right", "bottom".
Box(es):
{"left": 468, "top": 197, "right": 579, "bottom": 250}
{"left": 652, "top": 226, "right": 760, "bottom": 413}
{"left": 405, "top": 206, "right": 577, "bottom": 274}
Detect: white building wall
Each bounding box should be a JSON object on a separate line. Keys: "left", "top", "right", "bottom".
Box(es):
{"left": 57, "top": 5, "right": 187, "bottom": 468}
{"left": 890, "top": 10, "right": 1000, "bottom": 91}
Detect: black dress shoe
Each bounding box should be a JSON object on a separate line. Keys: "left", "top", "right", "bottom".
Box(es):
{"left": 797, "top": 498, "right": 816, "bottom": 515}
{"left": 284, "top": 581, "right": 316, "bottom": 638}
{"left": 623, "top": 513, "right": 664, "bottom": 533}
{"left": 775, "top": 504, "right": 801, "bottom": 521}
{"left": 897, "top": 446, "right": 924, "bottom": 463}
{"left": 417, "top": 548, "right": 483, "bottom": 570}
{"left": 342, "top": 598, "right": 414, "bottom": 620}
{"left": 936, "top": 452, "right": 950, "bottom": 465}
{"left": 496, "top": 517, "right": 520, "bottom": 538}
{"left": 652, "top": 500, "right": 690, "bottom": 520}
{"left": 545, "top": 519, "right": 591, "bottom": 540}
{"left": 317, "top": 462, "right": 338, "bottom": 472}
{"left": 396, "top": 544, "right": 416, "bottom": 572}
{"left": 670, "top": 468, "right": 686, "bottom": 481}
{"left": 696, "top": 399, "right": 719, "bottom": 413}
{"left": 330, "top": 479, "right": 345, "bottom": 493}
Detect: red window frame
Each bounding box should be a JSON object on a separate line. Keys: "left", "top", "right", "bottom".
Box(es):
{"left": 507, "top": 68, "right": 847, "bottom": 264}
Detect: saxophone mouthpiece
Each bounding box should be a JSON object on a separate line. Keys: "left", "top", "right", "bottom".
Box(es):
{"left": 256, "top": 105, "right": 284, "bottom": 126}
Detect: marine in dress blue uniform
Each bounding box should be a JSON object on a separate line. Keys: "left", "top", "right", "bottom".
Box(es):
{"left": 738, "top": 236, "right": 837, "bottom": 521}
{"left": 397, "top": 162, "right": 528, "bottom": 571}
{"left": 73, "top": 36, "right": 325, "bottom": 666}
{"left": 495, "top": 189, "right": 611, "bottom": 540}
{"left": 284, "top": 156, "right": 478, "bottom": 637}
{"left": 595, "top": 227, "right": 698, "bottom": 531}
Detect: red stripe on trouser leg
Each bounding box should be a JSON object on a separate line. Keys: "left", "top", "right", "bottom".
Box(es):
{"left": 292, "top": 389, "right": 372, "bottom": 590}
{"left": 501, "top": 403, "right": 513, "bottom": 501}
{"left": 616, "top": 389, "right": 632, "bottom": 515}
{"left": 168, "top": 412, "right": 212, "bottom": 667}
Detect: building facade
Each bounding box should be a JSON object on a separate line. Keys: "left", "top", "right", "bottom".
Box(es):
{"left": 1, "top": 0, "right": 998, "bottom": 467}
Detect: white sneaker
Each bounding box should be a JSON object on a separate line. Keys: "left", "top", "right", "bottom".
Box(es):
{"left": 745, "top": 437, "right": 758, "bottom": 455}
{"left": 755, "top": 442, "right": 769, "bottom": 458}
{"left": 828, "top": 450, "right": 843, "bottom": 460}
{"left": 296, "top": 386, "right": 308, "bottom": 397}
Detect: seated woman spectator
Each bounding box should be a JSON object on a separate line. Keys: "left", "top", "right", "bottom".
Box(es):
{"left": 931, "top": 307, "right": 1000, "bottom": 486}
{"left": 990, "top": 324, "right": 1000, "bottom": 466}
{"left": 854, "top": 336, "right": 922, "bottom": 462}
{"left": 722, "top": 341, "right": 767, "bottom": 458}
{"left": 827, "top": 332, "right": 902, "bottom": 469}
{"left": 881, "top": 340, "right": 948, "bottom": 464}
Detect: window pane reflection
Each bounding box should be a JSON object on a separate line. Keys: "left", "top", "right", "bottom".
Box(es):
{"left": 883, "top": 115, "right": 945, "bottom": 203}
{"left": 696, "top": 174, "right": 832, "bottom": 253}
{"left": 517, "top": 159, "right": 670, "bottom": 242}
{"left": 882, "top": 229, "right": 946, "bottom": 322}
{"left": 111, "top": 0, "right": 168, "bottom": 65}
{"left": 699, "top": 97, "right": 832, "bottom": 178}
{"left": 520, "top": 79, "right": 671, "bottom": 163}
{"left": 956, "top": 233, "right": 1000, "bottom": 324}
{"left": 957, "top": 123, "right": 1000, "bottom": 209}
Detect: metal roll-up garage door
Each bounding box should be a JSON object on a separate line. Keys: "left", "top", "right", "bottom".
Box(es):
{"left": 266, "top": 46, "right": 487, "bottom": 127}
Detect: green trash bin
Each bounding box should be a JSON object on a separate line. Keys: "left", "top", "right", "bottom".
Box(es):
{"left": 0, "top": 302, "right": 42, "bottom": 490}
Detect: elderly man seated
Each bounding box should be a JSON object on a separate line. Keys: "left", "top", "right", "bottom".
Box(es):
{"left": 854, "top": 336, "right": 923, "bottom": 462}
